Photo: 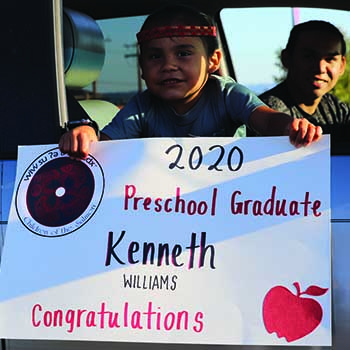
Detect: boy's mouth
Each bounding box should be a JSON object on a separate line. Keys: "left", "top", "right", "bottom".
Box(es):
{"left": 161, "top": 79, "right": 182, "bottom": 85}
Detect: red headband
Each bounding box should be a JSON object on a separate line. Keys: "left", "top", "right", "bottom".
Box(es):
{"left": 137, "top": 25, "right": 217, "bottom": 44}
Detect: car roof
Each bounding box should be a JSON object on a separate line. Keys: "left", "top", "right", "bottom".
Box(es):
{"left": 62, "top": 0, "right": 350, "bottom": 20}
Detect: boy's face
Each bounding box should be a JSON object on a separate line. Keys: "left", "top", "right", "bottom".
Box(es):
{"left": 139, "top": 36, "right": 219, "bottom": 114}
{"left": 285, "top": 30, "right": 346, "bottom": 102}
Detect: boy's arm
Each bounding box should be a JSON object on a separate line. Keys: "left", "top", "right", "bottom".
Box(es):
{"left": 249, "top": 105, "right": 323, "bottom": 147}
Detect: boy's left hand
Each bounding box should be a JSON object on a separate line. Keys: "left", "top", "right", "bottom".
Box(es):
{"left": 288, "top": 118, "right": 323, "bottom": 147}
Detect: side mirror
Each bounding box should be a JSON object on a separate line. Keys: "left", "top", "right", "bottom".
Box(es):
{"left": 63, "top": 8, "right": 105, "bottom": 88}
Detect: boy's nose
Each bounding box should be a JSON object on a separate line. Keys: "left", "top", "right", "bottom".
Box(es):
{"left": 162, "top": 55, "right": 177, "bottom": 70}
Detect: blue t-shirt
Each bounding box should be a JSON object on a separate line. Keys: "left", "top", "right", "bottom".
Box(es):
{"left": 102, "top": 75, "right": 265, "bottom": 139}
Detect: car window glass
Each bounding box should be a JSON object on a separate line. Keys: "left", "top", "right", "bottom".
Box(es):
{"left": 80, "top": 15, "right": 147, "bottom": 109}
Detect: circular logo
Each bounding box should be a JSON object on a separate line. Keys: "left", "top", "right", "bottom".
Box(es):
{"left": 16, "top": 147, "right": 104, "bottom": 237}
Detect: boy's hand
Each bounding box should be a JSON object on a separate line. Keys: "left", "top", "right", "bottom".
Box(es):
{"left": 288, "top": 118, "right": 323, "bottom": 147}
{"left": 59, "top": 125, "right": 98, "bottom": 159}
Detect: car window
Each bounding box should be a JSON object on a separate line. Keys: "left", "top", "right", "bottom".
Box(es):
{"left": 69, "top": 7, "right": 350, "bottom": 153}
{"left": 77, "top": 7, "right": 350, "bottom": 107}
{"left": 220, "top": 7, "right": 350, "bottom": 95}
{"left": 220, "top": 7, "right": 350, "bottom": 153}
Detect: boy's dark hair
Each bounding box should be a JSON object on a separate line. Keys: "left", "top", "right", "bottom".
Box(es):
{"left": 285, "top": 20, "right": 346, "bottom": 55}
{"left": 139, "top": 4, "right": 219, "bottom": 56}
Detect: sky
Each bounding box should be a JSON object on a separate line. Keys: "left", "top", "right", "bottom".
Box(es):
{"left": 93, "top": 7, "right": 350, "bottom": 95}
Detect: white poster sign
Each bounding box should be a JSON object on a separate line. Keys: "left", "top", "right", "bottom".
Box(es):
{"left": 0, "top": 136, "right": 331, "bottom": 346}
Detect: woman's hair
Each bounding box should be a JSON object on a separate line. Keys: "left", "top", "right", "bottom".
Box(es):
{"left": 139, "top": 4, "right": 219, "bottom": 56}
{"left": 285, "top": 20, "right": 346, "bottom": 55}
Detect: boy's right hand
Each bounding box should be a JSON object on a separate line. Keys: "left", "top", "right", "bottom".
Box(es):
{"left": 59, "top": 125, "right": 98, "bottom": 159}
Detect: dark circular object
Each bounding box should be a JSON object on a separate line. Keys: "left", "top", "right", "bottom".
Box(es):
{"left": 26, "top": 157, "right": 95, "bottom": 227}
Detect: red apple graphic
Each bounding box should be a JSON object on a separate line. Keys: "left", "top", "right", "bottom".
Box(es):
{"left": 263, "top": 282, "right": 328, "bottom": 342}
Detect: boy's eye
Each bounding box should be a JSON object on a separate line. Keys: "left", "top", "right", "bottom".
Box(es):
{"left": 148, "top": 53, "right": 161, "bottom": 60}
{"left": 177, "top": 50, "right": 191, "bottom": 57}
